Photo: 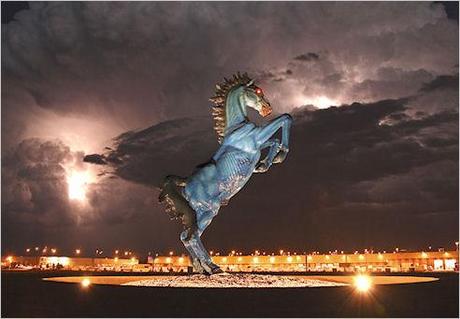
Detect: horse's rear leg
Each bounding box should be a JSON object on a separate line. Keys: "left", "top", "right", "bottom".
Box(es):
{"left": 181, "top": 210, "right": 223, "bottom": 275}
{"left": 180, "top": 230, "right": 207, "bottom": 274}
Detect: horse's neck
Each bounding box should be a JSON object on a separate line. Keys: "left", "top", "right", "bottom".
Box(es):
{"left": 225, "top": 89, "right": 247, "bottom": 134}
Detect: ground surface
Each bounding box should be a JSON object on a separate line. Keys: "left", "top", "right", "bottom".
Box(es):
{"left": 2, "top": 271, "right": 459, "bottom": 317}
{"left": 43, "top": 273, "right": 437, "bottom": 288}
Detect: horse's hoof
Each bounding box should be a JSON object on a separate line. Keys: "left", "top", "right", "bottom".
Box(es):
{"left": 208, "top": 262, "right": 224, "bottom": 275}
{"left": 210, "top": 267, "right": 224, "bottom": 275}
{"left": 255, "top": 161, "right": 269, "bottom": 173}
{"left": 273, "top": 150, "right": 288, "bottom": 164}
{"left": 192, "top": 259, "right": 207, "bottom": 274}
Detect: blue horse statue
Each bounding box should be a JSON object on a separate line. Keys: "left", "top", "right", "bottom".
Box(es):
{"left": 159, "top": 72, "right": 292, "bottom": 275}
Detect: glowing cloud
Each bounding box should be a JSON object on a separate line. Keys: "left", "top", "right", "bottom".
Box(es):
{"left": 296, "top": 95, "right": 339, "bottom": 109}
{"left": 67, "top": 170, "right": 92, "bottom": 201}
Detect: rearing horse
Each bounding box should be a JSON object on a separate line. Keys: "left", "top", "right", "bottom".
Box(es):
{"left": 159, "top": 72, "right": 292, "bottom": 275}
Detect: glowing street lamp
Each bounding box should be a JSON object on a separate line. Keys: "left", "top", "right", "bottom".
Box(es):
{"left": 75, "top": 249, "right": 81, "bottom": 255}
{"left": 51, "top": 248, "right": 57, "bottom": 254}
{"left": 354, "top": 274, "right": 372, "bottom": 293}
{"left": 26, "top": 248, "right": 31, "bottom": 253}
{"left": 81, "top": 278, "right": 91, "bottom": 288}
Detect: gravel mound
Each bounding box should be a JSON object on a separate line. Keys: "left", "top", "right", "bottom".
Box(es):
{"left": 123, "top": 273, "right": 347, "bottom": 288}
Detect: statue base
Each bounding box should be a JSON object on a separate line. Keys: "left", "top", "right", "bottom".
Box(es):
{"left": 122, "top": 273, "right": 347, "bottom": 288}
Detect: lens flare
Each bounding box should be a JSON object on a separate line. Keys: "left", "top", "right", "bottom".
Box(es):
{"left": 354, "top": 274, "right": 372, "bottom": 292}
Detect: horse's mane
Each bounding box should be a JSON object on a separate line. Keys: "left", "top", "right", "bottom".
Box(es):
{"left": 209, "top": 72, "right": 252, "bottom": 144}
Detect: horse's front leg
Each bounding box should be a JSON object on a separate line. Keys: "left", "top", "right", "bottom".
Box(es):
{"left": 255, "top": 114, "right": 293, "bottom": 164}
{"left": 254, "top": 138, "right": 281, "bottom": 173}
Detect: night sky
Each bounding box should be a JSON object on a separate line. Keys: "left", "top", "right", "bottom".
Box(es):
{"left": 2, "top": 2, "right": 458, "bottom": 257}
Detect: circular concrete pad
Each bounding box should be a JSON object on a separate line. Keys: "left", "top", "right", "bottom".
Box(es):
{"left": 43, "top": 274, "right": 438, "bottom": 289}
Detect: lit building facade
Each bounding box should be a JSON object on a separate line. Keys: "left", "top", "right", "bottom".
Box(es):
{"left": 150, "top": 251, "right": 459, "bottom": 273}
{"left": 3, "top": 250, "right": 458, "bottom": 273}
{"left": 3, "top": 256, "right": 140, "bottom": 271}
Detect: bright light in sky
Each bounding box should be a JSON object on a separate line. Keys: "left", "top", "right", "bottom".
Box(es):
{"left": 67, "top": 170, "right": 91, "bottom": 201}
{"left": 309, "top": 96, "right": 338, "bottom": 109}
{"left": 295, "top": 95, "right": 339, "bottom": 110}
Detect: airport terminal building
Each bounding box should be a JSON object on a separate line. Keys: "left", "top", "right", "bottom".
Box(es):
{"left": 4, "top": 250, "right": 458, "bottom": 273}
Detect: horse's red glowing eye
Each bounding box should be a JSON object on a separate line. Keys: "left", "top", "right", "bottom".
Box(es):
{"left": 255, "top": 88, "right": 263, "bottom": 95}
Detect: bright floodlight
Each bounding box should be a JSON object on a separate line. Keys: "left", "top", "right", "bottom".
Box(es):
{"left": 354, "top": 274, "right": 372, "bottom": 292}
{"left": 81, "top": 278, "right": 91, "bottom": 288}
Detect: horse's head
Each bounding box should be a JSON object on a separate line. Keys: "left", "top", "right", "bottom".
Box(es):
{"left": 241, "top": 80, "right": 272, "bottom": 117}
{"left": 210, "top": 73, "right": 273, "bottom": 143}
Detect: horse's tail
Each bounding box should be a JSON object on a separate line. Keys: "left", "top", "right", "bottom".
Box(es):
{"left": 158, "top": 175, "right": 197, "bottom": 239}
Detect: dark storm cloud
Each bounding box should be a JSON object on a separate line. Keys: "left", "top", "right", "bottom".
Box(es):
{"left": 2, "top": 2, "right": 458, "bottom": 252}
{"left": 420, "top": 74, "right": 459, "bottom": 92}
{"left": 85, "top": 116, "right": 218, "bottom": 186}
{"left": 3, "top": 2, "right": 457, "bottom": 146}
{"left": 294, "top": 52, "right": 320, "bottom": 62}
{"left": 2, "top": 139, "right": 80, "bottom": 227}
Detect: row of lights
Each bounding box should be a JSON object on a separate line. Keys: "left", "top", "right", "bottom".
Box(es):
{"left": 9, "top": 251, "right": 452, "bottom": 266}
{"left": 165, "top": 244, "right": 457, "bottom": 257}
{"left": 153, "top": 251, "right": 454, "bottom": 265}
{"left": 19, "top": 242, "right": 460, "bottom": 258}
{"left": 24, "top": 247, "right": 137, "bottom": 257}
{"left": 24, "top": 247, "right": 59, "bottom": 254}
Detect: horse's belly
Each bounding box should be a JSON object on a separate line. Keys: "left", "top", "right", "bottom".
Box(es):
{"left": 216, "top": 151, "right": 257, "bottom": 200}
